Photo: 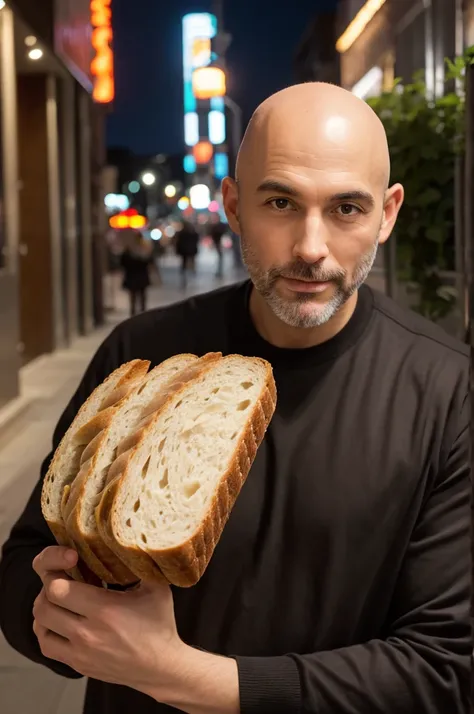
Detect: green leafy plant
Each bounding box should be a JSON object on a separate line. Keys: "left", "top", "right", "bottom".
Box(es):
{"left": 367, "top": 47, "right": 474, "bottom": 321}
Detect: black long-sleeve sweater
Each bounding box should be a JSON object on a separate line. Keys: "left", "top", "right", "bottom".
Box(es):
{"left": 0, "top": 281, "right": 471, "bottom": 713}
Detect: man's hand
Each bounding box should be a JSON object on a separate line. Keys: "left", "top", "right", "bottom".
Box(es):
{"left": 31, "top": 546, "right": 188, "bottom": 696}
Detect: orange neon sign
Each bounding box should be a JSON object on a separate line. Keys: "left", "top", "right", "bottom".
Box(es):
{"left": 109, "top": 212, "right": 147, "bottom": 230}
{"left": 91, "top": 0, "right": 114, "bottom": 104}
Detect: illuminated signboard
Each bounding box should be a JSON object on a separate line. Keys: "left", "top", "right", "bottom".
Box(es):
{"left": 54, "top": 0, "right": 93, "bottom": 92}
{"left": 182, "top": 13, "right": 217, "bottom": 114}
{"left": 91, "top": 0, "right": 114, "bottom": 103}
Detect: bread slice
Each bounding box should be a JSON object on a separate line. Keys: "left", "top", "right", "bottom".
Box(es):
{"left": 94, "top": 352, "right": 224, "bottom": 583}
{"left": 41, "top": 359, "right": 150, "bottom": 582}
{"left": 98, "top": 355, "right": 276, "bottom": 587}
{"left": 63, "top": 353, "right": 221, "bottom": 585}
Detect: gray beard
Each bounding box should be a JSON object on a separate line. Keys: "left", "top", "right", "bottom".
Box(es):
{"left": 241, "top": 237, "right": 379, "bottom": 329}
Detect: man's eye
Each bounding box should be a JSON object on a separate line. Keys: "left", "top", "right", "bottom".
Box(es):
{"left": 337, "top": 204, "right": 361, "bottom": 217}
{"left": 269, "top": 198, "right": 292, "bottom": 211}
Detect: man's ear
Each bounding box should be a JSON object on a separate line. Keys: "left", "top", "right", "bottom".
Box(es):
{"left": 221, "top": 177, "right": 241, "bottom": 235}
{"left": 378, "top": 183, "right": 404, "bottom": 245}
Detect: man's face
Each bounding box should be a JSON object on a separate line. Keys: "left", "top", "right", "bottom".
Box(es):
{"left": 223, "top": 141, "right": 402, "bottom": 329}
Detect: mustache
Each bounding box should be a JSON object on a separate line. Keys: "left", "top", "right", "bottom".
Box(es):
{"left": 269, "top": 262, "right": 346, "bottom": 283}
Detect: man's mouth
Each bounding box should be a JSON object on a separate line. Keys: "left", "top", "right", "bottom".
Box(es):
{"left": 280, "top": 276, "right": 332, "bottom": 294}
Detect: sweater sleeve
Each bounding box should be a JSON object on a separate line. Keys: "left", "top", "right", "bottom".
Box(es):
{"left": 0, "top": 326, "right": 125, "bottom": 678}
{"left": 234, "top": 399, "right": 471, "bottom": 714}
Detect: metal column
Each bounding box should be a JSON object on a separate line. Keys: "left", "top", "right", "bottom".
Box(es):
{"left": 60, "top": 76, "right": 79, "bottom": 342}
{"left": 78, "top": 90, "right": 94, "bottom": 335}
{"left": 46, "top": 74, "right": 66, "bottom": 350}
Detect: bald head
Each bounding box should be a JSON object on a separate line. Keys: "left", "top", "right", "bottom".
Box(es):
{"left": 236, "top": 82, "right": 390, "bottom": 191}
{"left": 222, "top": 82, "right": 403, "bottom": 335}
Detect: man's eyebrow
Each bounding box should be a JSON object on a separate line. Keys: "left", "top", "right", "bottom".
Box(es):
{"left": 256, "top": 180, "right": 302, "bottom": 198}
{"left": 330, "top": 191, "right": 375, "bottom": 208}
{"left": 256, "top": 182, "right": 375, "bottom": 209}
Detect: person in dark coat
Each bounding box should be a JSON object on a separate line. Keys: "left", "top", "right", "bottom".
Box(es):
{"left": 175, "top": 221, "right": 199, "bottom": 287}
{"left": 120, "top": 231, "right": 154, "bottom": 316}
{"left": 208, "top": 215, "right": 227, "bottom": 277}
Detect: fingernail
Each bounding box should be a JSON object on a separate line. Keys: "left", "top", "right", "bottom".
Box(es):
{"left": 65, "top": 550, "right": 77, "bottom": 564}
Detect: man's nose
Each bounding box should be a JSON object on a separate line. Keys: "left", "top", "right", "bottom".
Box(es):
{"left": 292, "top": 214, "right": 330, "bottom": 263}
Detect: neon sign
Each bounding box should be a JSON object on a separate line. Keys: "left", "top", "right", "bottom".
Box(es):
{"left": 91, "top": 0, "right": 114, "bottom": 103}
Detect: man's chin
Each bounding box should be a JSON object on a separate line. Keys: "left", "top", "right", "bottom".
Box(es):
{"left": 268, "top": 294, "right": 337, "bottom": 329}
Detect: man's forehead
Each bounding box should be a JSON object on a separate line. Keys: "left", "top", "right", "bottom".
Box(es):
{"left": 237, "top": 93, "right": 390, "bottom": 192}
{"left": 241, "top": 143, "right": 380, "bottom": 192}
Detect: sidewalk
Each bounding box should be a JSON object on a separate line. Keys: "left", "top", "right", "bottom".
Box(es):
{"left": 0, "top": 249, "right": 241, "bottom": 714}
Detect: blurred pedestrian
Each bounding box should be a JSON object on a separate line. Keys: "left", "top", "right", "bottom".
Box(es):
{"left": 175, "top": 221, "right": 199, "bottom": 288}
{"left": 208, "top": 214, "right": 227, "bottom": 277}
{"left": 120, "top": 231, "right": 155, "bottom": 316}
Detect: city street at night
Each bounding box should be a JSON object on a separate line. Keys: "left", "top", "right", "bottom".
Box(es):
{"left": 0, "top": 1, "right": 473, "bottom": 714}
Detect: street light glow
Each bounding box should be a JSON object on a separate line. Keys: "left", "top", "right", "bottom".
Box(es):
{"left": 28, "top": 48, "right": 44, "bottom": 61}
{"left": 164, "top": 184, "right": 177, "bottom": 198}
{"left": 190, "top": 184, "right": 211, "bottom": 210}
{"left": 336, "top": 0, "right": 387, "bottom": 53}
{"left": 142, "top": 172, "right": 156, "bottom": 186}
{"left": 178, "top": 197, "right": 190, "bottom": 210}
{"left": 128, "top": 181, "right": 140, "bottom": 194}
{"left": 151, "top": 229, "right": 162, "bottom": 241}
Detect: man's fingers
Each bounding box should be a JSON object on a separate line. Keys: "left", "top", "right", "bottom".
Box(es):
{"left": 33, "top": 616, "right": 74, "bottom": 666}
{"left": 33, "top": 546, "right": 78, "bottom": 579}
{"left": 33, "top": 589, "right": 83, "bottom": 640}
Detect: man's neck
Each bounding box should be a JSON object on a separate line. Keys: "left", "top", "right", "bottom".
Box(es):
{"left": 249, "top": 288, "right": 358, "bottom": 349}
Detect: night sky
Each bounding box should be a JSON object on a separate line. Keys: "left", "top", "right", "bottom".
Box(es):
{"left": 107, "top": 0, "right": 338, "bottom": 155}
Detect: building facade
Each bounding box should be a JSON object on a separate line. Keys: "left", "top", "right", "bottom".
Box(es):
{"left": 294, "top": 11, "right": 341, "bottom": 85}
{"left": 0, "top": 0, "right": 110, "bottom": 409}
{"left": 336, "top": 0, "right": 469, "bottom": 101}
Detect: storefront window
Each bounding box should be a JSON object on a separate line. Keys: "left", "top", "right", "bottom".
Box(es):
{"left": 394, "top": 9, "right": 426, "bottom": 85}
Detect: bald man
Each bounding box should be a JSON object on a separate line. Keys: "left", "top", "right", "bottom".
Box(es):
{"left": 0, "top": 84, "right": 469, "bottom": 714}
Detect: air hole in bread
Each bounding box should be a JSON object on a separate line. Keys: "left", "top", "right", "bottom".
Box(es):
{"left": 241, "top": 381, "right": 253, "bottom": 390}
{"left": 46, "top": 497, "right": 50, "bottom": 505}
{"left": 212, "top": 387, "right": 220, "bottom": 394}
{"left": 174, "top": 400, "right": 183, "bottom": 410}
{"left": 141, "top": 456, "right": 151, "bottom": 479}
{"left": 231, "top": 432, "right": 238, "bottom": 440}
{"left": 158, "top": 438, "right": 166, "bottom": 453}
{"left": 50, "top": 475, "right": 55, "bottom": 483}
{"left": 159, "top": 468, "right": 169, "bottom": 489}
{"left": 237, "top": 400, "right": 251, "bottom": 411}
{"left": 126, "top": 518, "right": 131, "bottom": 527}
{"left": 183, "top": 481, "right": 200, "bottom": 498}
{"left": 141, "top": 533, "right": 147, "bottom": 544}
{"left": 133, "top": 499, "right": 141, "bottom": 512}
{"left": 151, "top": 520, "right": 157, "bottom": 528}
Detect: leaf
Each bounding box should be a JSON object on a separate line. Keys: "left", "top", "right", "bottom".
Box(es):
{"left": 417, "top": 188, "right": 442, "bottom": 206}
{"left": 436, "top": 93, "right": 461, "bottom": 107}
{"left": 425, "top": 226, "right": 446, "bottom": 242}
{"left": 367, "top": 55, "right": 463, "bottom": 323}
{"left": 436, "top": 285, "right": 458, "bottom": 301}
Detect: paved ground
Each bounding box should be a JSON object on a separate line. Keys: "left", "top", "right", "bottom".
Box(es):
{"left": 0, "top": 249, "right": 242, "bottom": 714}
{"left": 0, "top": 247, "right": 387, "bottom": 714}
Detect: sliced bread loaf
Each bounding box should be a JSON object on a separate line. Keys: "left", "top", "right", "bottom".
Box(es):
{"left": 41, "top": 359, "right": 150, "bottom": 582}
{"left": 63, "top": 353, "right": 221, "bottom": 585}
{"left": 98, "top": 355, "right": 276, "bottom": 587}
